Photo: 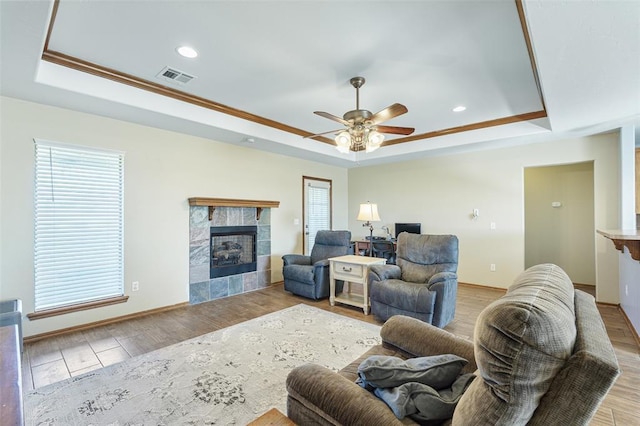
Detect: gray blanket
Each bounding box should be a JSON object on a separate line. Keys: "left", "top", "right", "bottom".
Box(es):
{"left": 357, "top": 355, "right": 475, "bottom": 424}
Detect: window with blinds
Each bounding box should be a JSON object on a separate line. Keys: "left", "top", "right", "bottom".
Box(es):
{"left": 34, "top": 140, "right": 124, "bottom": 312}
{"left": 304, "top": 178, "right": 331, "bottom": 255}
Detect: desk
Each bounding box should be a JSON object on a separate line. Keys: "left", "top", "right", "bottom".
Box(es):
{"left": 329, "top": 255, "right": 386, "bottom": 314}
{"left": 354, "top": 239, "right": 396, "bottom": 256}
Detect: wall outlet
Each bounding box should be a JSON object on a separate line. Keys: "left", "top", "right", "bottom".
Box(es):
{"left": 490, "top": 264, "right": 496, "bottom": 272}
{"left": 132, "top": 281, "right": 139, "bottom": 292}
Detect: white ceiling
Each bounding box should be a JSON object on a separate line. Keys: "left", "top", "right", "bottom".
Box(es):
{"left": 1, "top": 0, "right": 639, "bottom": 168}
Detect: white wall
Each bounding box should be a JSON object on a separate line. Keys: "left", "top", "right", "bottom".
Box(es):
{"left": 0, "top": 97, "right": 348, "bottom": 337}
{"left": 348, "top": 133, "right": 620, "bottom": 302}
{"left": 618, "top": 125, "right": 640, "bottom": 333}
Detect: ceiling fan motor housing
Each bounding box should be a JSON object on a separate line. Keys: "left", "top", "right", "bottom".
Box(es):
{"left": 343, "top": 109, "right": 373, "bottom": 124}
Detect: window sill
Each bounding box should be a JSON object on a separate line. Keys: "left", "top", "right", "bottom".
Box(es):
{"left": 27, "top": 295, "right": 129, "bottom": 320}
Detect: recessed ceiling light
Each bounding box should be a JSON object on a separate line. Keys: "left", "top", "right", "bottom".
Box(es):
{"left": 452, "top": 106, "right": 466, "bottom": 112}
{"left": 176, "top": 46, "right": 198, "bottom": 58}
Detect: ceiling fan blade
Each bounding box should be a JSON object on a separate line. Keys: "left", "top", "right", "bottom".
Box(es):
{"left": 304, "top": 129, "right": 344, "bottom": 139}
{"left": 370, "top": 103, "right": 408, "bottom": 124}
{"left": 375, "top": 125, "right": 415, "bottom": 135}
{"left": 314, "top": 111, "right": 350, "bottom": 126}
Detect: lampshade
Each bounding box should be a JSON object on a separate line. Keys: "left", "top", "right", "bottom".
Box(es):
{"left": 357, "top": 202, "right": 381, "bottom": 222}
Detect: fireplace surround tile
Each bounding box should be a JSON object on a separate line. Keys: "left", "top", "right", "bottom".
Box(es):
{"left": 258, "top": 270, "right": 270, "bottom": 288}
{"left": 189, "top": 281, "right": 209, "bottom": 304}
{"left": 242, "top": 208, "right": 258, "bottom": 225}
{"left": 189, "top": 264, "right": 209, "bottom": 285}
{"left": 229, "top": 275, "right": 243, "bottom": 296}
{"left": 189, "top": 227, "right": 209, "bottom": 246}
{"left": 189, "top": 207, "right": 208, "bottom": 228}
{"left": 189, "top": 245, "right": 209, "bottom": 266}
{"left": 258, "top": 225, "right": 271, "bottom": 241}
{"left": 257, "top": 255, "right": 270, "bottom": 271}
{"left": 210, "top": 277, "right": 230, "bottom": 299}
{"left": 256, "top": 240, "right": 270, "bottom": 257}
{"left": 243, "top": 272, "right": 258, "bottom": 292}
{"left": 188, "top": 205, "right": 272, "bottom": 305}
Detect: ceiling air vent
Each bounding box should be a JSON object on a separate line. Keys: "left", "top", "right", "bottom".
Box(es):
{"left": 156, "top": 66, "right": 195, "bottom": 85}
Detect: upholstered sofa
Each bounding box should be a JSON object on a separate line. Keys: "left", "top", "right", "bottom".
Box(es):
{"left": 286, "top": 264, "right": 620, "bottom": 425}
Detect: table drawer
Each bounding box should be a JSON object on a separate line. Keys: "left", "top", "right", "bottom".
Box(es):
{"left": 333, "top": 262, "right": 364, "bottom": 279}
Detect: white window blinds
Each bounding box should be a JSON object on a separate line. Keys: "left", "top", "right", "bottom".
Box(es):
{"left": 34, "top": 140, "right": 124, "bottom": 311}
{"left": 306, "top": 181, "right": 331, "bottom": 254}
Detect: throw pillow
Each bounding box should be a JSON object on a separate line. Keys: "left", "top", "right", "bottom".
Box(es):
{"left": 357, "top": 354, "right": 468, "bottom": 390}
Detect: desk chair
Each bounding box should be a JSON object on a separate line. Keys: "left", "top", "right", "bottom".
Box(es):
{"left": 372, "top": 240, "right": 396, "bottom": 264}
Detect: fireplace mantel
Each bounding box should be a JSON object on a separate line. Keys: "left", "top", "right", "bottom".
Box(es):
{"left": 189, "top": 197, "right": 280, "bottom": 220}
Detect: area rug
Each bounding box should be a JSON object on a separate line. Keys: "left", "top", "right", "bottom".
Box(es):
{"left": 24, "top": 304, "right": 381, "bottom": 425}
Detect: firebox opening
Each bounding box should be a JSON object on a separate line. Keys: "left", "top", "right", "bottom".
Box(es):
{"left": 210, "top": 226, "right": 257, "bottom": 278}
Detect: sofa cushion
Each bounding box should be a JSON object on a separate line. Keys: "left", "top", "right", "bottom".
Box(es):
{"left": 282, "top": 264, "right": 314, "bottom": 285}
{"left": 452, "top": 263, "right": 577, "bottom": 425}
{"left": 369, "top": 280, "right": 436, "bottom": 314}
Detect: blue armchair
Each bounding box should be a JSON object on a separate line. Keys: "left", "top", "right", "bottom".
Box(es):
{"left": 369, "top": 233, "right": 459, "bottom": 327}
{"left": 282, "top": 230, "right": 352, "bottom": 300}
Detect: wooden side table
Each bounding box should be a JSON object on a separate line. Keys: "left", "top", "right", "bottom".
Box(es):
{"left": 329, "top": 255, "right": 386, "bottom": 314}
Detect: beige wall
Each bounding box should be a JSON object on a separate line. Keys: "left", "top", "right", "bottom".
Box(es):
{"left": 524, "top": 162, "right": 595, "bottom": 285}
{"left": 0, "top": 95, "right": 624, "bottom": 337}
{"left": 348, "top": 133, "right": 620, "bottom": 301}
{"left": 0, "top": 97, "right": 348, "bottom": 337}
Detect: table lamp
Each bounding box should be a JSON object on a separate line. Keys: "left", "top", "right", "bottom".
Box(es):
{"left": 357, "top": 202, "right": 381, "bottom": 256}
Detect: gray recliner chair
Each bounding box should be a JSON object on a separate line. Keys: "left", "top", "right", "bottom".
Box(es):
{"left": 286, "top": 264, "right": 620, "bottom": 425}
{"left": 282, "top": 230, "right": 352, "bottom": 300}
{"left": 369, "top": 233, "right": 458, "bottom": 327}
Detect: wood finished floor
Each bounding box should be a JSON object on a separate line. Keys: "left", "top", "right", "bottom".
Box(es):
{"left": 22, "top": 283, "right": 639, "bottom": 425}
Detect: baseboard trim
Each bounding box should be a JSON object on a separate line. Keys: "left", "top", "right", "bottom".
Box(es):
{"left": 619, "top": 305, "right": 640, "bottom": 348}
{"left": 24, "top": 301, "right": 189, "bottom": 343}
{"left": 458, "top": 281, "right": 507, "bottom": 293}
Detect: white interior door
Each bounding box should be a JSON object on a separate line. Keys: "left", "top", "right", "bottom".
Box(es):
{"left": 303, "top": 177, "right": 332, "bottom": 256}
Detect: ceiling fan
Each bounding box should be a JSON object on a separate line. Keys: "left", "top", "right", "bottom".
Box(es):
{"left": 307, "top": 76, "right": 415, "bottom": 153}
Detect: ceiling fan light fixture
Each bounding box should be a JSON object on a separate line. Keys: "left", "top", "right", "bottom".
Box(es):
{"left": 368, "top": 130, "right": 384, "bottom": 145}
{"left": 365, "top": 131, "right": 384, "bottom": 153}
{"left": 335, "top": 131, "right": 351, "bottom": 151}
{"left": 313, "top": 76, "right": 414, "bottom": 154}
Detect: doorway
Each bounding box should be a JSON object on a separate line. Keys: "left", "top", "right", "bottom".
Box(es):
{"left": 303, "top": 176, "right": 332, "bottom": 256}
{"left": 524, "top": 162, "right": 595, "bottom": 285}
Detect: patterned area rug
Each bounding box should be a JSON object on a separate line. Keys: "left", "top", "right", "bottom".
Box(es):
{"left": 24, "top": 304, "right": 381, "bottom": 425}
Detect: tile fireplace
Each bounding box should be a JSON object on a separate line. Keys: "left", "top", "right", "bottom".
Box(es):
{"left": 188, "top": 203, "right": 273, "bottom": 304}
